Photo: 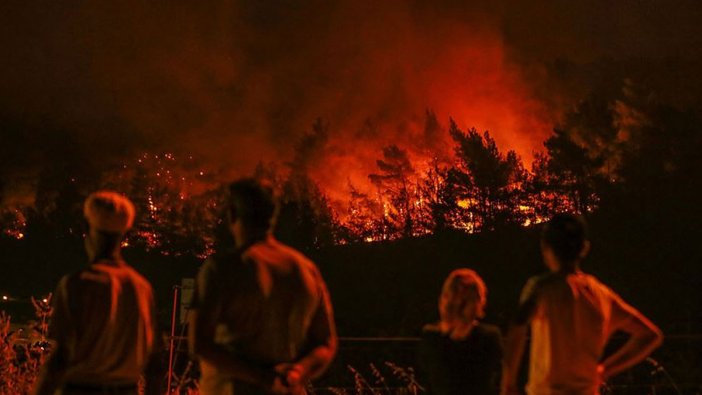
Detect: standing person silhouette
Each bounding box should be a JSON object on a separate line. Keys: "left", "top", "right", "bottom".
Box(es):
{"left": 32, "top": 191, "right": 161, "bottom": 395}
{"left": 501, "top": 213, "right": 663, "bottom": 395}
{"left": 420, "top": 269, "right": 502, "bottom": 395}
{"left": 188, "top": 178, "right": 337, "bottom": 395}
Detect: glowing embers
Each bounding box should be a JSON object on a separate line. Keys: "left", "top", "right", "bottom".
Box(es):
{"left": 103, "top": 152, "right": 219, "bottom": 258}
{"left": 1, "top": 209, "right": 27, "bottom": 240}
{"left": 0, "top": 141, "right": 588, "bottom": 252}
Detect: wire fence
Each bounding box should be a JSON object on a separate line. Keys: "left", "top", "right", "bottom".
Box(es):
{"left": 165, "top": 334, "right": 702, "bottom": 394}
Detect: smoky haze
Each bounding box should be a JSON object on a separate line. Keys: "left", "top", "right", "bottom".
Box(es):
{"left": 1, "top": 0, "right": 701, "bottom": 205}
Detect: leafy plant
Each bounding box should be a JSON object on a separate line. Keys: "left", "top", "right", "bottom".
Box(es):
{"left": 0, "top": 295, "right": 53, "bottom": 395}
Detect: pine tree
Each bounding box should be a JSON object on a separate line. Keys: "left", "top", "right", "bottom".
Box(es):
{"left": 369, "top": 145, "right": 419, "bottom": 238}
{"left": 448, "top": 121, "right": 527, "bottom": 231}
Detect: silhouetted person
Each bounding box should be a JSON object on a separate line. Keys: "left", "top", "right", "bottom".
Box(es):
{"left": 32, "top": 191, "right": 160, "bottom": 395}
{"left": 420, "top": 269, "right": 502, "bottom": 395}
{"left": 501, "top": 214, "right": 663, "bottom": 395}
{"left": 189, "top": 178, "right": 337, "bottom": 395}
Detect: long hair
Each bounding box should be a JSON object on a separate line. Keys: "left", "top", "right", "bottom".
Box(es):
{"left": 438, "top": 269, "right": 487, "bottom": 333}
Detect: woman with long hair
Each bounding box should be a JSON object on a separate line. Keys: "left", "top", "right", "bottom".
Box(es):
{"left": 419, "top": 269, "right": 502, "bottom": 395}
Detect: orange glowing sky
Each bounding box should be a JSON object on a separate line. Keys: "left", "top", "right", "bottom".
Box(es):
{"left": 2, "top": 1, "right": 701, "bottom": 209}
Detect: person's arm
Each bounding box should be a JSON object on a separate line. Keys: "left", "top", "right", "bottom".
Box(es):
{"left": 501, "top": 325, "right": 528, "bottom": 395}
{"left": 489, "top": 328, "right": 504, "bottom": 395}
{"left": 188, "top": 308, "right": 275, "bottom": 386}
{"left": 187, "top": 260, "right": 279, "bottom": 390}
{"left": 600, "top": 294, "right": 663, "bottom": 380}
{"left": 143, "top": 294, "right": 164, "bottom": 395}
{"left": 32, "top": 343, "right": 68, "bottom": 395}
{"left": 32, "top": 278, "right": 71, "bottom": 395}
{"left": 501, "top": 277, "right": 540, "bottom": 395}
{"left": 415, "top": 328, "right": 435, "bottom": 394}
{"left": 283, "top": 276, "right": 338, "bottom": 384}
{"left": 143, "top": 349, "right": 163, "bottom": 395}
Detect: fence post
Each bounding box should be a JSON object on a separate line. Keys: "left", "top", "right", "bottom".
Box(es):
{"left": 167, "top": 286, "right": 180, "bottom": 394}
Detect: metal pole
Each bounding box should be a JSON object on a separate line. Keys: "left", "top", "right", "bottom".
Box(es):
{"left": 166, "top": 286, "right": 180, "bottom": 394}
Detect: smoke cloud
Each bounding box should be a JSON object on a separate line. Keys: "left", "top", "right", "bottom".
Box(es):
{"left": 1, "top": 0, "right": 701, "bottom": 206}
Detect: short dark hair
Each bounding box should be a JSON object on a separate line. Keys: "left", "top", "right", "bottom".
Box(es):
{"left": 227, "top": 178, "right": 277, "bottom": 232}
{"left": 541, "top": 213, "right": 589, "bottom": 264}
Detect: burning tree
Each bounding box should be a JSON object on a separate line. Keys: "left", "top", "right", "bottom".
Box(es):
{"left": 7, "top": 89, "right": 674, "bottom": 253}
{"left": 369, "top": 145, "right": 422, "bottom": 239}
{"left": 532, "top": 129, "right": 604, "bottom": 215}
{"left": 418, "top": 161, "right": 459, "bottom": 233}
{"left": 272, "top": 119, "right": 341, "bottom": 251}
{"left": 101, "top": 153, "right": 222, "bottom": 258}
{"left": 277, "top": 175, "right": 339, "bottom": 252}
{"left": 448, "top": 121, "right": 529, "bottom": 231}
{"left": 0, "top": 119, "right": 590, "bottom": 255}
{"left": 343, "top": 184, "right": 387, "bottom": 243}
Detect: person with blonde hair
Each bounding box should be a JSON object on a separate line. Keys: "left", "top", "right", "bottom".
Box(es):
{"left": 420, "top": 269, "right": 502, "bottom": 395}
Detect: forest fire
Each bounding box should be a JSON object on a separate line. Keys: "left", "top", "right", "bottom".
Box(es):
{"left": 3, "top": 82, "right": 650, "bottom": 256}
{"left": 0, "top": 1, "right": 695, "bottom": 257}
{"left": 0, "top": 0, "right": 579, "bottom": 256}
{"left": 0, "top": 89, "right": 615, "bottom": 256}
{"left": 2, "top": 2, "right": 702, "bottom": 394}
{"left": 2, "top": 210, "right": 26, "bottom": 240}
{"left": 104, "top": 120, "right": 582, "bottom": 251}
{"left": 1, "top": 124, "right": 573, "bottom": 255}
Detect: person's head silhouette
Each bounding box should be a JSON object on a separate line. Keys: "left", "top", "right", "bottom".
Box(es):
{"left": 540, "top": 213, "right": 590, "bottom": 273}
{"left": 226, "top": 178, "right": 278, "bottom": 248}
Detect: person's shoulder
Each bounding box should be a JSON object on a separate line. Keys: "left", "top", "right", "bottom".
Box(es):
{"left": 475, "top": 323, "right": 503, "bottom": 348}
{"left": 422, "top": 322, "right": 443, "bottom": 334}
{"left": 475, "top": 322, "right": 502, "bottom": 338}
{"left": 203, "top": 250, "right": 245, "bottom": 274}
{"left": 271, "top": 238, "right": 320, "bottom": 273}
{"left": 207, "top": 249, "right": 240, "bottom": 265}
{"left": 57, "top": 266, "right": 110, "bottom": 297}
{"left": 274, "top": 238, "right": 313, "bottom": 261}
{"left": 65, "top": 266, "right": 105, "bottom": 285}
{"left": 519, "top": 272, "right": 569, "bottom": 307}
{"left": 579, "top": 272, "right": 621, "bottom": 299}
{"left": 119, "top": 263, "right": 154, "bottom": 293}
{"left": 55, "top": 271, "right": 78, "bottom": 294}
{"left": 60, "top": 270, "right": 81, "bottom": 284}
{"left": 580, "top": 272, "right": 607, "bottom": 287}
{"left": 520, "top": 272, "right": 556, "bottom": 296}
{"left": 420, "top": 323, "right": 447, "bottom": 342}
{"left": 530, "top": 272, "right": 566, "bottom": 291}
